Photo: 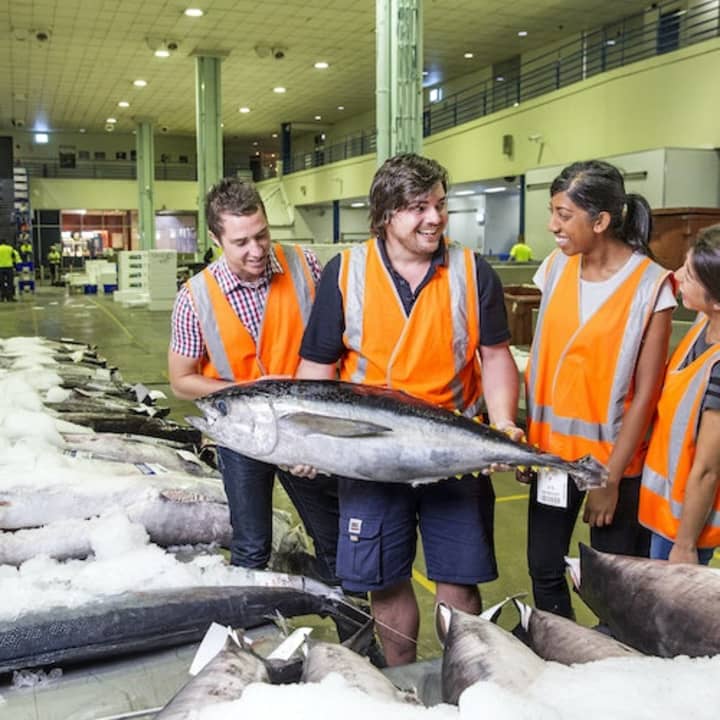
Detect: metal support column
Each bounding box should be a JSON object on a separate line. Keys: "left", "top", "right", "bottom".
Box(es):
{"left": 195, "top": 55, "right": 223, "bottom": 255}
{"left": 332, "top": 200, "right": 340, "bottom": 243}
{"left": 135, "top": 119, "right": 155, "bottom": 251}
{"left": 376, "top": 0, "right": 423, "bottom": 166}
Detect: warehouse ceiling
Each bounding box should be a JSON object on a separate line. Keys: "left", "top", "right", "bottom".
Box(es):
{"left": 1, "top": 0, "right": 653, "bottom": 146}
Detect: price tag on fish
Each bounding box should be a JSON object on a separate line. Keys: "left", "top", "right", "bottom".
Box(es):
{"left": 536, "top": 468, "right": 568, "bottom": 508}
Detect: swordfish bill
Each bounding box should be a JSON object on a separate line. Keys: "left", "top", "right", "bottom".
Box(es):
{"left": 187, "top": 379, "right": 607, "bottom": 489}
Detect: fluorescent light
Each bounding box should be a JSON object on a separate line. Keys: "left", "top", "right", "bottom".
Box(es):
{"left": 314, "top": 115, "right": 322, "bottom": 120}
{"left": 496, "top": 76, "right": 505, "bottom": 82}
{"left": 606, "top": 39, "right": 616, "bottom": 46}
{"left": 239, "top": 106, "right": 251, "bottom": 113}
{"left": 34, "top": 133, "right": 49, "bottom": 144}
{"left": 518, "top": 30, "right": 528, "bottom": 37}
{"left": 106, "top": 117, "right": 117, "bottom": 124}
{"left": 118, "top": 101, "right": 130, "bottom": 108}
{"left": 184, "top": 8, "right": 204, "bottom": 17}
{"left": 484, "top": 187, "right": 507, "bottom": 194}
{"left": 337, "top": 105, "right": 345, "bottom": 110}
{"left": 464, "top": 52, "right": 474, "bottom": 59}
{"left": 351, "top": 202, "right": 365, "bottom": 208}
{"left": 154, "top": 48, "right": 170, "bottom": 58}
{"left": 314, "top": 61, "right": 329, "bottom": 69}
{"left": 273, "top": 86, "right": 286, "bottom": 94}
{"left": 271, "top": 132, "right": 278, "bottom": 138}
{"left": 133, "top": 79, "right": 147, "bottom": 87}
{"left": 455, "top": 190, "right": 475, "bottom": 196}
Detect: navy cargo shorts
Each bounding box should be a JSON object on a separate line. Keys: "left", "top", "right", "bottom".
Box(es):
{"left": 335, "top": 473, "right": 497, "bottom": 592}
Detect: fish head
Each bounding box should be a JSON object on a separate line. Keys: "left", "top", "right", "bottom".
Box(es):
{"left": 186, "top": 389, "right": 279, "bottom": 457}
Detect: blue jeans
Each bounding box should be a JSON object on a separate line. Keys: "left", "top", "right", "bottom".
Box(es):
{"left": 649, "top": 532, "right": 715, "bottom": 565}
{"left": 217, "top": 446, "right": 339, "bottom": 578}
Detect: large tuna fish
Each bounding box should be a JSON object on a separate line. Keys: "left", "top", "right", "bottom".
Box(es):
{"left": 569, "top": 543, "right": 720, "bottom": 657}
{"left": 188, "top": 379, "right": 607, "bottom": 489}
{"left": 155, "top": 638, "right": 270, "bottom": 719}
{"left": 436, "top": 603, "right": 545, "bottom": 704}
{"left": 0, "top": 580, "right": 368, "bottom": 675}
{"left": 513, "top": 598, "right": 641, "bottom": 663}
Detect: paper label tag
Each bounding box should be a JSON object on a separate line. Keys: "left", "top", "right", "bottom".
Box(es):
{"left": 537, "top": 468, "right": 568, "bottom": 508}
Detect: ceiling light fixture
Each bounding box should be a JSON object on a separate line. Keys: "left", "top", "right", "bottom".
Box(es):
{"left": 118, "top": 101, "right": 129, "bottom": 108}
{"left": 155, "top": 48, "right": 170, "bottom": 58}
{"left": 337, "top": 105, "right": 345, "bottom": 110}
{"left": 271, "top": 132, "right": 278, "bottom": 138}
{"left": 314, "top": 61, "right": 329, "bottom": 69}
{"left": 133, "top": 79, "right": 147, "bottom": 87}
{"left": 34, "top": 133, "right": 49, "bottom": 144}
{"left": 239, "top": 106, "right": 250, "bottom": 113}
{"left": 314, "top": 115, "right": 322, "bottom": 120}
{"left": 273, "top": 86, "right": 286, "bottom": 94}
{"left": 351, "top": 202, "right": 365, "bottom": 208}
{"left": 518, "top": 30, "right": 528, "bottom": 37}
{"left": 464, "top": 52, "right": 474, "bottom": 59}
{"left": 184, "top": 8, "right": 204, "bottom": 17}
{"left": 106, "top": 117, "right": 117, "bottom": 124}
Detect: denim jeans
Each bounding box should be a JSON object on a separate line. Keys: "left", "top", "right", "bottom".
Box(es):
{"left": 650, "top": 532, "right": 715, "bottom": 565}
{"left": 217, "top": 446, "right": 339, "bottom": 579}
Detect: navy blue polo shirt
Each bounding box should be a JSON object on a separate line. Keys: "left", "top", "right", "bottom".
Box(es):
{"left": 300, "top": 237, "right": 511, "bottom": 364}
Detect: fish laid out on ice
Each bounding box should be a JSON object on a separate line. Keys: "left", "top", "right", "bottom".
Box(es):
{"left": 436, "top": 603, "right": 545, "bottom": 704}
{"left": 513, "top": 599, "right": 641, "bottom": 664}
{"left": 188, "top": 379, "right": 607, "bottom": 489}
{"left": 302, "top": 641, "right": 417, "bottom": 704}
{"left": 155, "top": 637, "right": 270, "bottom": 719}
{"left": 61, "top": 432, "right": 216, "bottom": 477}
{"left": 568, "top": 543, "right": 720, "bottom": 658}
{"left": 0, "top": 575, "right": 367, "bottom": 675}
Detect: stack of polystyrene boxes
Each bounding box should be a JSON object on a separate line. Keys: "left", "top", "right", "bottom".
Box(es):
{"left": 115, "top": 251, "right": 150, "bottom": 306}
{"left": 147, "top": 249, "right": 178, "bottom": 311}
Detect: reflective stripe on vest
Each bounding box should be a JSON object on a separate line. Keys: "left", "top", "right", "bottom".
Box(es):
{"left": 640, "top": 317, "right": 720, "bottom": 544}
{"left": 189, "top": 270, "right": 234, "bottom": 380}
{"left": 341, "top": 239, "right": 482, "bottom": 415}
{"left": 527, "top": 251, "right": 669, "bottom": 456}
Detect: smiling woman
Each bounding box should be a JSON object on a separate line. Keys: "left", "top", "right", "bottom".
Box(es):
{"left": 524, "top": 159, "right": 676, "bottom": 619}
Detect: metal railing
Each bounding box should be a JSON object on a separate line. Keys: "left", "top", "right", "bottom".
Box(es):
{"left": 20, "top": 159, "right": 198, "bottom": 181}
{"left": 284, "top": 0, "right": 719, "bottom": 174}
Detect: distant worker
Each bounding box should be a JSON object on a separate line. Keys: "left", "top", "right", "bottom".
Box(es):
{"left": 47, "top": 245, "right": 62, "bottom": 285}
{"left": 639, "top": 224, "right": 720, "bottom": 565}
{"left": 18, "top": 237, "right": 33, "bottom": 263}
{"left": 509, "top": 237, "right": 533, "bottom": 262}
{"left": 167, "top": 178, "right": 339, "bottom": 579}
{"left": 0, "top": 239, "right": 21, "bottom": 301}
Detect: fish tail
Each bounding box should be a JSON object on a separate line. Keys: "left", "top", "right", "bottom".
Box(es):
{"left": 567, "top": 455, "right": 608, "bottom": 490}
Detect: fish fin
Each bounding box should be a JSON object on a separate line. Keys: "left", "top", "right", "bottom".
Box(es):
{"left": 564, "top": 555, "right": 581, "bottom": 588}
{"left": 435, "top": 602, "right": 453, "bottom": 646}
{"left": 280, "top": 411, "right": 392, "bottom": 437}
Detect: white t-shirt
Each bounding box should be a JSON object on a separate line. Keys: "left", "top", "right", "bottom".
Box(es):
{"left": 533, "top": 252, "right": 676, "bottom": 324}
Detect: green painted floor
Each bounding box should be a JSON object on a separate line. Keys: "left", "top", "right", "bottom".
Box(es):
{"left": 8, "top": 281, "right": 711, "bottom": 663}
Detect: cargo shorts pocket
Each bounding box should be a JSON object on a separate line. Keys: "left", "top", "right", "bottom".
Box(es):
{"left": 337, "top": 514, "right": 383, "bottom": 585}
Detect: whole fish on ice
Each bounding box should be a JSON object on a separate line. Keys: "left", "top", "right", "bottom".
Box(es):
{"left": 187, "top": 379, "right": 607, "bottom": 488}
{"left": 569, "top": 543, "right": 720, "bottom": 658}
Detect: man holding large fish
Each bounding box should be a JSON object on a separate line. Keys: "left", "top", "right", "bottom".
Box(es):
{"left": 168, "top": 179, "right": 339, "bottom": 577}
{"left": 296, "top": 153, "right": 523, "bottom": 665}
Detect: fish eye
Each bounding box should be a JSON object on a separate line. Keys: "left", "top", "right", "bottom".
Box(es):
{"left": 214, "top": 399, "right": 228, "bottom": 416}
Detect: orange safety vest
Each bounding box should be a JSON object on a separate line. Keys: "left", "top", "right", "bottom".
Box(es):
{"left": 639, "top": 316, "right": 720, "bottom": 547}
{"left": 187, "top": 244, "right": 315, "bottom": 380}
{"left": 338, "top": 238, "right": 483, "bottom": 415}
{"left": 526, "top": 251, "right": 670, "bottom": 474}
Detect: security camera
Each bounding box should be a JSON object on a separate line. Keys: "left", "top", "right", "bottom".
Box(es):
{"left": 272, "top": 47, "right": 286, "bottom": 60}
{"left": 11, "top": 118, "right": 25, "bottom": 128}
{"left": 167, "top": 41, "right": 178, "bottom": 51}
{"left": 105, "top": 123, "right": 115, "bottom": 132}
{"left": 35, "top": 30, "right": 50, "bottom": 42}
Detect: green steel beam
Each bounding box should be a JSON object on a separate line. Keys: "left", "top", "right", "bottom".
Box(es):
{"left": 135, "top": 119, "right": 155, "bottom": 251}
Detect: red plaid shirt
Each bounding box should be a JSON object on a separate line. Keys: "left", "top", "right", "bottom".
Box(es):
{"left": 170, "top": 245, "right": 322, "bottom": 358}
